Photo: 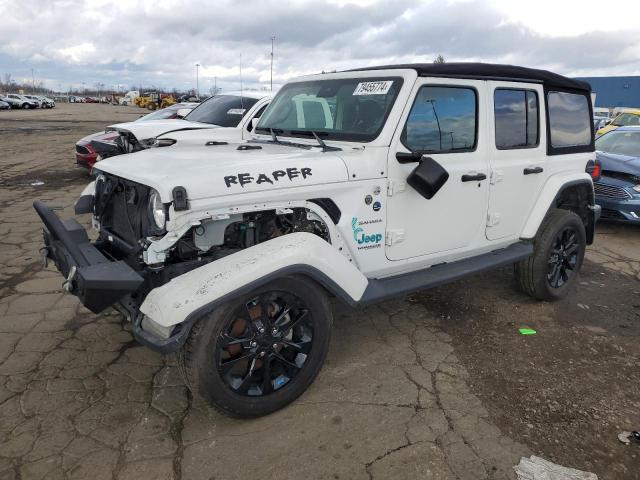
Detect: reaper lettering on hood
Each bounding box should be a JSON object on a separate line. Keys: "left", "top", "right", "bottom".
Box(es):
{"left": 224, "top": 167, "right": 313, "bottom": 188}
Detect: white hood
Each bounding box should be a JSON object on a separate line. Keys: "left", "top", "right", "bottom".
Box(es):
{"left": 107, "top": 119, "right": 218, "bottom": 141}
{"left": 94, "top": 142, "right": 349, "bottom": 202}
{"left": 157, "top": 126, "right": 243, "bottom": 146}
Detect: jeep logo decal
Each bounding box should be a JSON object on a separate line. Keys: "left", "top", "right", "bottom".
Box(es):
{"left": 224, "top": 167, "right": 312, "bottom": 188}
{"left": 351, "top": 217, "right": 383, "bottom": 250}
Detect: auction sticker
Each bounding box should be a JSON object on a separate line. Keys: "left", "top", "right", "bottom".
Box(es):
{"left": 227, "top": 108, "right": 246, "bottom": 115}
{"left": 353, "top": 80, "right": 393, "bottom": 95}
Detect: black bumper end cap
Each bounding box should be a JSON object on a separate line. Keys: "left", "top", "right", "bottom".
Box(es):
{"left": 77, "top": 261, "right": 144, "bottom": 313}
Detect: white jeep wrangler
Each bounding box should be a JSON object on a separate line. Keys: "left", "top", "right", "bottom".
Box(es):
{"left": 35, "top": 63, "right": 601, "bottom": 418}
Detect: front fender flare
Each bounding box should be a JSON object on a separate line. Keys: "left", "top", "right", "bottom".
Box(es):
{"left": 139, "top": 232, "right": 368, "bottom": 329}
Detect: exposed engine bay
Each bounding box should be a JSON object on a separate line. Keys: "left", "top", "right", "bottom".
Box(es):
{"left": 171, "top": 208, "right": 330, "bottom": 264}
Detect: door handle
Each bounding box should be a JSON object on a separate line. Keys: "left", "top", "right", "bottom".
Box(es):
{"left": 523, "top": 166, "right": 544, "bottom": 175}
{"left": 461, "top": 173, "right": 487, "bottom": 182}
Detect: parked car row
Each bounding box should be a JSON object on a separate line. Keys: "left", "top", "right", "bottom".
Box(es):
{"left": 0, "top": 93, "right": 55, "bottom": 109}
{"left": 36, "top": 62, "right": 605, "bottom": 418}
{"left": 596, "top": 108, "right": 640, "bottom": 137}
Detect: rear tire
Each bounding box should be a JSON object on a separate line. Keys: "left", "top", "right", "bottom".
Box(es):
{"left": 179, "top": 276, "right": 332, "bottom": 418}
{"left": 515, "top": 209, "right": 586, "bottom": 301}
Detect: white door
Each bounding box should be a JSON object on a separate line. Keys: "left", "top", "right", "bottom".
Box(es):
{"left": 385, "top": 79, "right": 490, "bottom": 261}
{"left": 485, "top": 82, "right": 547, "bottom": 240}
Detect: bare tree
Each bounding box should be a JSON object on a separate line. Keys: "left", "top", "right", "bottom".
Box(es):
{"left": 433, "top": 55, "right": 446, "bottom": 64}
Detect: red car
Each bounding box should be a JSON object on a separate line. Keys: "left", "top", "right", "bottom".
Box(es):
{"left": 75, "top": 103, "right": 197, "bottom": 169}
{"left": 75, "top": 131, "right": 119, "bottom": 169}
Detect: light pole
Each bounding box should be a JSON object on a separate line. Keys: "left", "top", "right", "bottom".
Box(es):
{"left": 270, "top": 35, "right": 275, "bottom": 91}
{"left": 31, "top": 68, "right": 35, "bottom": 93}
{"left": 195, "top": 63, "right": 200, "bottom": 100}
{"left": 214, "top": 76, "right": 217, "bottom": 95}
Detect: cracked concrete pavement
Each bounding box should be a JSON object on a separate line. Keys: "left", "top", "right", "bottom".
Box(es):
{"left": 0, "top": 104, "right": 638, "bottom": 479}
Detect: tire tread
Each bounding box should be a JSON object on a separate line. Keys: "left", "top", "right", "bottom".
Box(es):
{"left": 515, "top": 209, "right": 585, "bottom": 301}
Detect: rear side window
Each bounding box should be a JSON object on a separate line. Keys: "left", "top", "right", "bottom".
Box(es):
{"left": 547, "top": 92, "right": 592, "bottom": 148}
{"left": 494, "top": 89, "right": 539, "bottom": 149}
{"left": 402, "top": 86, "right": 477, "bottom": 154}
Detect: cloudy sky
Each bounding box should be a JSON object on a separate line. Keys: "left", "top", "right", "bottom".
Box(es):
{"left": 2, "top": 0, "right": 640, "bottom": 93}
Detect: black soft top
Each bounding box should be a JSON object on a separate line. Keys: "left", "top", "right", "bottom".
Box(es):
{"left": 348, "top": 63, "right": 590, "bottom": 93}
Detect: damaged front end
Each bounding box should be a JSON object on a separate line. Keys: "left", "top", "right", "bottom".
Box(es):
{"left": 35, "top": 171, "right": 334, "bottom": 352}
{"left": 91, "top": 130, "right": 178, "bottom": 161}
{"left": 34, "top": 201, "right": 144, "bottom": 313}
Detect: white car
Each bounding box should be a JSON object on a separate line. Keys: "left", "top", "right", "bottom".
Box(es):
{"left": 102, "top": 91, "right": 272, "bottom": 155}
{"left": 3, "top": 94, "right": 38, "bottom": 109}
{"left": 36, "top": 95, "right": 55, "bottom": 108}
{"left": 35, "top": 63, "right": 600, "bottom": 418}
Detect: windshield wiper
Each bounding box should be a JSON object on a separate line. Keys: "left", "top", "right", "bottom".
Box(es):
{"left": 249, "top": 128, "right": 311, "bottom": 150}
{"left": 290, "top": 130, "right": 341, "bottom": 152}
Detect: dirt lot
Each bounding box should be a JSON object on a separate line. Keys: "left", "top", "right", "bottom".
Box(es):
{"left": 0, "top": 103, "right": 639, "bottom": 479}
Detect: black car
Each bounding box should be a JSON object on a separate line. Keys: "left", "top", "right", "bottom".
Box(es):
{"left": 594, "top": 126, "right": 640, "bottom": 223}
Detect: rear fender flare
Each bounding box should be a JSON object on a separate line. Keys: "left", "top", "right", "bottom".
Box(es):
{"left": 521, "top": 173, "right": 593, "bottom": 240}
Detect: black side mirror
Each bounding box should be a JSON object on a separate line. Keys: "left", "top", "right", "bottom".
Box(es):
{"left": 395, "top": 152, "right": 449, "bottom": 200}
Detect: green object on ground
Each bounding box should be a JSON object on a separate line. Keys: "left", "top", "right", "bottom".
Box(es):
{"left": 519, "top": 328, "right": 537, "bottom": 335}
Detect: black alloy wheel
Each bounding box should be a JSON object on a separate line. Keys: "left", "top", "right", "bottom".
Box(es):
{"left": 547, "top": 226, "right": 580, "bottom": 289}
{"left": 514, "top": 209, "right": 586, "bottom": 301}
{"left": 216, "top": 291, "right": 313, "bottom": 397}
{"left": 180, "top": 276, "right": 332, "bottom": 417}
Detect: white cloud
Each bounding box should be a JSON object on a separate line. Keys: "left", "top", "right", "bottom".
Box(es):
{"left": 1, "top": 0, "right": 639, "bottom": 92}
{"left": 57, "top": 43, "right": 97, "bottom": 63}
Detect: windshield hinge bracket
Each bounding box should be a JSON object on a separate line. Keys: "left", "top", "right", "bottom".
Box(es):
{"left": 385, "top": 229, "right": 405, "bottom": 246}
{"left": 387, "top": 179, "right": 406, "bottom": 197}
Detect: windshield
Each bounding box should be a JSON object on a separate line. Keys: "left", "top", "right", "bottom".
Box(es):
{"left": 185, "top": 95, "right": 258, "bottom": 126}
{"left": 137, "top": 107, "right": 183, "bottom": 122}
{"left": 256, "top": 77, "right": 403, "bottom": 142}
{"left": 612, "top": 113, "right": 640, "bottom": 127}
{"left": 596, "top": 130, "right": 640, "bottom": 157}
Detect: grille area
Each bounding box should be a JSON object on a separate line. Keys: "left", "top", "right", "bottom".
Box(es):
{"left": 594, "top": 182, "right": 632, "bottom": 199}
{"left": 600, "top": 208, "right": 626, "bottom": 220}
{"left": 94, "top": 174, "right": 152, "bottom": 247}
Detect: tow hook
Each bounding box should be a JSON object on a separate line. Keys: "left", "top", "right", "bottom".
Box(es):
{"left": 62, "top": 266, "right": 77, "bottom": 292}
{"left": 39, "top": 246, "right": 49, "bottom": 268}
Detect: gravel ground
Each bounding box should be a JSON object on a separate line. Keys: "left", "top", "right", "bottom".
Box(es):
{"left": 0, "top": 103, "right": 638, "bottom": 480}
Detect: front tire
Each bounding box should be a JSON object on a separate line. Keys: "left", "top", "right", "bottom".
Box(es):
{"left": 515, "top": 209, "right": 586, "bottom": 301}
{"left": 179, "top": 276, "right": 332, "bottom": 418}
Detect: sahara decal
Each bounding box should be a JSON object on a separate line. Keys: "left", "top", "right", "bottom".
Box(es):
{"left": 224, "top": 167, "right": 313, "bottom": 188}
{"left": 351, "top": 217, "right": 383, "bottom": 250}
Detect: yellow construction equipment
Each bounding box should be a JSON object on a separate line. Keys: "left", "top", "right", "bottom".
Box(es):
{"left": 145, "top": 93, "right": 177, "bottom": 110}
{"left": 135, "top": 92, "right": 155, "bottom": 108}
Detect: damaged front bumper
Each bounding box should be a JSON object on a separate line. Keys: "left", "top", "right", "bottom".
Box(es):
{"left": 33, "top": 200, "right": 144, "bottom": 314}
{"left": 34, "top": 201, "right": 194, "bottom": 353}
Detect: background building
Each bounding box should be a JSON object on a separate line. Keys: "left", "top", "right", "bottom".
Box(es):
{"left": 576, "top": 76, "right": 640, "bottom": 110}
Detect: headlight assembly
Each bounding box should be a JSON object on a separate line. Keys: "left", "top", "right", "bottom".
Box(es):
{"left": 148, "top": 190, "right": 166, "bottom": 230}
{"left": 139, "top": 138, "right": 176, "bottom": 148}
{"left": 633, "top": 185, "right": 640, "bottom": 193}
